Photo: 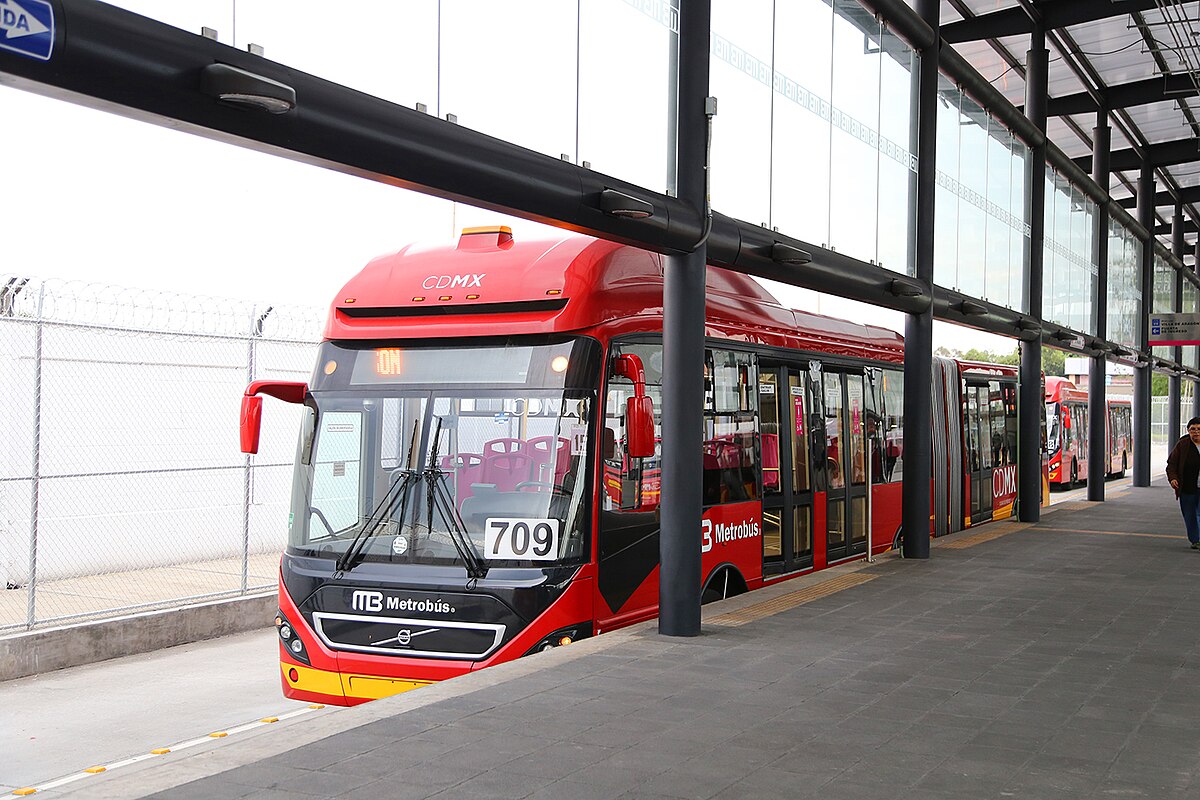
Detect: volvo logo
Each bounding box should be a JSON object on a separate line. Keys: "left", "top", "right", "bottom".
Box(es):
{"left": 376, "top": 627, "right": 436, "bottom": 648}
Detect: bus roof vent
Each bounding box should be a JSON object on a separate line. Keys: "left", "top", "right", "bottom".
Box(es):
{"left": 458, "top": 226, "right": 514, "bottom": 251}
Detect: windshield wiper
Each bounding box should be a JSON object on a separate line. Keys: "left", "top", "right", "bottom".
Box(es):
{"left": 335, "top": 470, "right": 418, "bottom": 574}
{"left": 423, "top": 417, "right": 488, "bottom": 581}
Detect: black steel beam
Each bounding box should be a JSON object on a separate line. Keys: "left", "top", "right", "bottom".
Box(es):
{"left": 1088, "top": 115, "right": 1109, "bottom": 503}
{"left": 942, "top": 0, "right": 1158, "bottom": 44}
{"left": 1045, "top": 74, "right": 1197, "bottom": 117}
{"left": 901, "top": 0, "right": 938, "bottom": 561}
{"left": 1019, "top": 26, "right": 1048, "bottom": 524}
{"left": 858, "top": 0, "right": 936, "bottom": 49}
{"left": 658, "top": 0, "right": 708, "bottom": 639}
{"left": 1076, "top": 137, "right": 1200, "bottom": 173}
{"left": 1154, "top": 220, "right": 1199, "bottom": 236}
{"left": 1134, "top": 163, "right": 1155, "bottom": 487}
{"left": 1116, "top": 186, "right": 1200, "bottom": 210}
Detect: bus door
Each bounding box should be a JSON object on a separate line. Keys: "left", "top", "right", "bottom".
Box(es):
{"left": 823, "top": 368, "right": 868, "bottom": 562}
{"left": 758, "top": 362, "right": 814, "bottom": 575}
{"left": 964, "top": 381, "right": 995, "bottom": 524}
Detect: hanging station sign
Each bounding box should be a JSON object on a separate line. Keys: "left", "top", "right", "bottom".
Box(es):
{"left": 1149, "top": 313, "right": 1200, "bottom": 346}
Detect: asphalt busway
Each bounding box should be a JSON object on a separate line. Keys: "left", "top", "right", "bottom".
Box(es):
{"left": 20, "top": 476, "right": 1200, "bottom": 800}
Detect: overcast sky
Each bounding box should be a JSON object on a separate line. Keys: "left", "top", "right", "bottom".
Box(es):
{"left": 0, "top": 0, "right": 1016, "bottom": 354}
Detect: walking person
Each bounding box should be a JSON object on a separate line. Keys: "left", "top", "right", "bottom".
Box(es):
{"left": 1166, "top": 417, "right": 1200, "bottom": 549}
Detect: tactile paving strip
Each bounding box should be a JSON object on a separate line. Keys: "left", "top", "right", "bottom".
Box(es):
{"left": 707, "top": 573, "right": 877, "bottom": 627}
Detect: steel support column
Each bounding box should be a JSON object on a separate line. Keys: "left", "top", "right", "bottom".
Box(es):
{"left": 900, "top": 0, "right": 938, "bottom": 559}
{"left": 659, "top": 0, "right": 709, "bottom": 637}
{"left": 1134, "top": 163, "right": 1155, "bottom": 486}
{"left": 1170, "top": 208, "right": 1185, "bottom": 442}
{"left": 1088, "top": 115, "right": 1109, "bottom": 502}
{"left": 1195, "top": 238, "right": 1200, "bottom": 421}
{"left": 1019, "top": 25, "right": 1049, "bottom": 522}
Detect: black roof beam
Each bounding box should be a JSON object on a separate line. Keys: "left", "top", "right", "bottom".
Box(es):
{"left": 942, "top": 0, "right": 1158, "bottom": 44}
{"left": 1116, "top": 186, "right": 1200, "bottom": 210}
{"left": 1153, "top": 220, "right": 1198, "bottom": 237}
{"left": 1075, "top": 137, "right": 1200, "bottom": 172}
{"left": 1046, "top": 74, "right": 1197, "bottom": 116}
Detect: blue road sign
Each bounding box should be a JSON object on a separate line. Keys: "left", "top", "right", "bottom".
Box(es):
{"left": 0, "top": 0, "right": 54, "bottom": 61}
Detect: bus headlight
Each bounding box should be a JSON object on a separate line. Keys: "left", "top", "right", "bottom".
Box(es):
{"left": 276, "top": 610, "right": 311, "bottom": 665}
{"left": 524, "top": 623, "right": 591, "bottom": 657}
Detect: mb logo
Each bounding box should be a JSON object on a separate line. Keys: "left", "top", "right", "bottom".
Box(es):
{"left": 351, "top": 590, "right": 383, "bottom": 612}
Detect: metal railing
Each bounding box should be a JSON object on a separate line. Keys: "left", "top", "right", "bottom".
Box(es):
{"left": 0, "top": 276, "right": 322, "bottom": 632}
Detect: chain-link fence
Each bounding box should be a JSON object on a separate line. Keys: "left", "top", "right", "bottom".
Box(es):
{"left": 0, "top": 276, "right": 322, "bottom": 632}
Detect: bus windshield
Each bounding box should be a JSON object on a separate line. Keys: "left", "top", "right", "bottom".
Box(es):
{"left": 1045, "top": 403, "right": 1060, "bottom": 453}
{"left": 288, "top": 339, "right": 599, "bottom": 571}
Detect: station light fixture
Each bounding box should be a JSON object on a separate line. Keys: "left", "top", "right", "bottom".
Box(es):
{"left": 201, "top": 63, "right": 296, "bottom": 114}
{"left": 888, "top": 278, "right": 922, "bottom": 297}
{"left": 1053, "top": 330, "right": 1076, "bottom": 343}
{"left": 959, "top": 300, "right": 987, "bottom": 316}
{"left": 770, "top": 243, "right": 813, "bottom": 266}
{"left": 598, "top": 189, "right": 654, "bottom": 219}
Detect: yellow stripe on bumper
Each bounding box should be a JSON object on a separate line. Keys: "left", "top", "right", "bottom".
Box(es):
{"left": 282, "top": 662, "right": 431, "bottom": 702}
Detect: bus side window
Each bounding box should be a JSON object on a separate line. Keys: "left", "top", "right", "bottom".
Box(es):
{"left": 703, "top": 349, "right": 759, "bottom": 505}
{"left": 605, "top": 344, "right": 663, "bottom": 512}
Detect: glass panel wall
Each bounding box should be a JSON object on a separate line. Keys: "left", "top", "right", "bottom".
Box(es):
{"left": 932, "top": 80, "right": 1028, "bottom": 311}
{"left": 1043, "top": 170, "right": 1097, "bottom": 334}
{"left": 877, "top": 28, "right": 916, "bottom": 274}
{"left": 715, "top": 0, "right": 916, "bottom": 271}
{"left": 1152, "top": 252, "right": 1176, "bottom": 360}
{"left": 828, "top": 0, "right": 881, "bottom": 264}
{"left": 1107, "top": 219, "right": 1141, "bottom": 349}
{"left": 1184, "top": 281, "right": 1199, "bottom": 370}
{"left": 710, "top": 0, "right": 775, "bottom": 225}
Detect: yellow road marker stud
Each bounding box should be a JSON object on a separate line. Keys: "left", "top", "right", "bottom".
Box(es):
{"left": 150, "top": 748, "right": 171, "bottom": 755}
{"left": 209, "top": 731, "right": 229, "bottom": 738}
{"left": 260, "top": 717, "right": 279, "bottom": 723}
{"left": 14, "top": 789, "right": 37, "bottom": 796}
{"left": 308, "top": 703, "right": 325, "bottom": 709}
{"left": 84, "top": 766, "right": 107, "bottom": 774}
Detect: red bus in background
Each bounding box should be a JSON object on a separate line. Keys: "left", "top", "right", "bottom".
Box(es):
{"left": 240, "top": 227, "right": 1015, "bottom": 707}
{"left": 929, "top": 358, "right": 1025, "bottom": 536}
{"left": 1045, "top": 376, "right": 1132, "bottom": 487}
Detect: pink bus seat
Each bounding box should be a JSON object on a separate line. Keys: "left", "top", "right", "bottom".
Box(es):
{"left": 528, "top": 435, "right": 571, "bottom": 484}
{"left": 440, "top": 453, "right": 484, "bottom": 501}
{"left": 482, "top": 452, "right": 535, "bottom": 492}
{"left": 483, "top": 438, "right": 526, "bottom": 457}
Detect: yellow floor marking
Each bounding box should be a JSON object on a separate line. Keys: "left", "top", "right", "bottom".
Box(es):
{"left": 708, "top": 573, "right": 877, "bottom": 627}
{"left": 1037, "top": 526, "right": 1179, "bottom": 540}
{"left": 308, "top": 703, "right": 326, "bottom": 709}
{"left": 940, "top": 525, "right": 1025, "bottom": 549}
{"left": 10, "top": 706, "right": 327, "bottom": 798}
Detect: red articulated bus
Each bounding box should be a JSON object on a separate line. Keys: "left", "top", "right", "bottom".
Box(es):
{"left": 1044, "top": 376, "right": 1131, "bottom": 487}
{"left": 240, "top": 227, "right": 927, "bottom": 705}
{"left": 929, "top": 358, "right": 1024, "bottom": 536}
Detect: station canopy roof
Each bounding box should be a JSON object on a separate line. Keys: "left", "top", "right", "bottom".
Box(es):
{"left": 935, "top": 0, "right": 1200, "bottom": 260}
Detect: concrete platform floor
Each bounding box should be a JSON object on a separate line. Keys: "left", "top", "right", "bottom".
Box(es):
{"left": 40, "top": 478, "right": 1200, "bottom": 800}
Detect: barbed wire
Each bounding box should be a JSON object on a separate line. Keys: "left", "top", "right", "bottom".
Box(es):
{"left": 0, "top": 275, "right": 324, "bottom": 342}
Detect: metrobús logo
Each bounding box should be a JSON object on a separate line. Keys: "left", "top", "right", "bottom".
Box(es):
{"left": 421, "top": 273, "right": 484, "bottom": 289}
{"left": 700, "top": 516, "right": 761, "bottom": 553}
{"left": 350, "top": 590, "right": 455, "bottom": 615}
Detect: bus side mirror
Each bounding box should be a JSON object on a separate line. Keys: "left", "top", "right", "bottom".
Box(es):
{"left": 613, "top": 354, "right": 655, "bottom": 459}
{"left": 240, "top": 395, "right": 264, "bottom": 454}
{"left": 241, "top": 380, "right": 309, "bottom": 454}
{"left": 626, "top": 396, "right": 655, "bottom": 458}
